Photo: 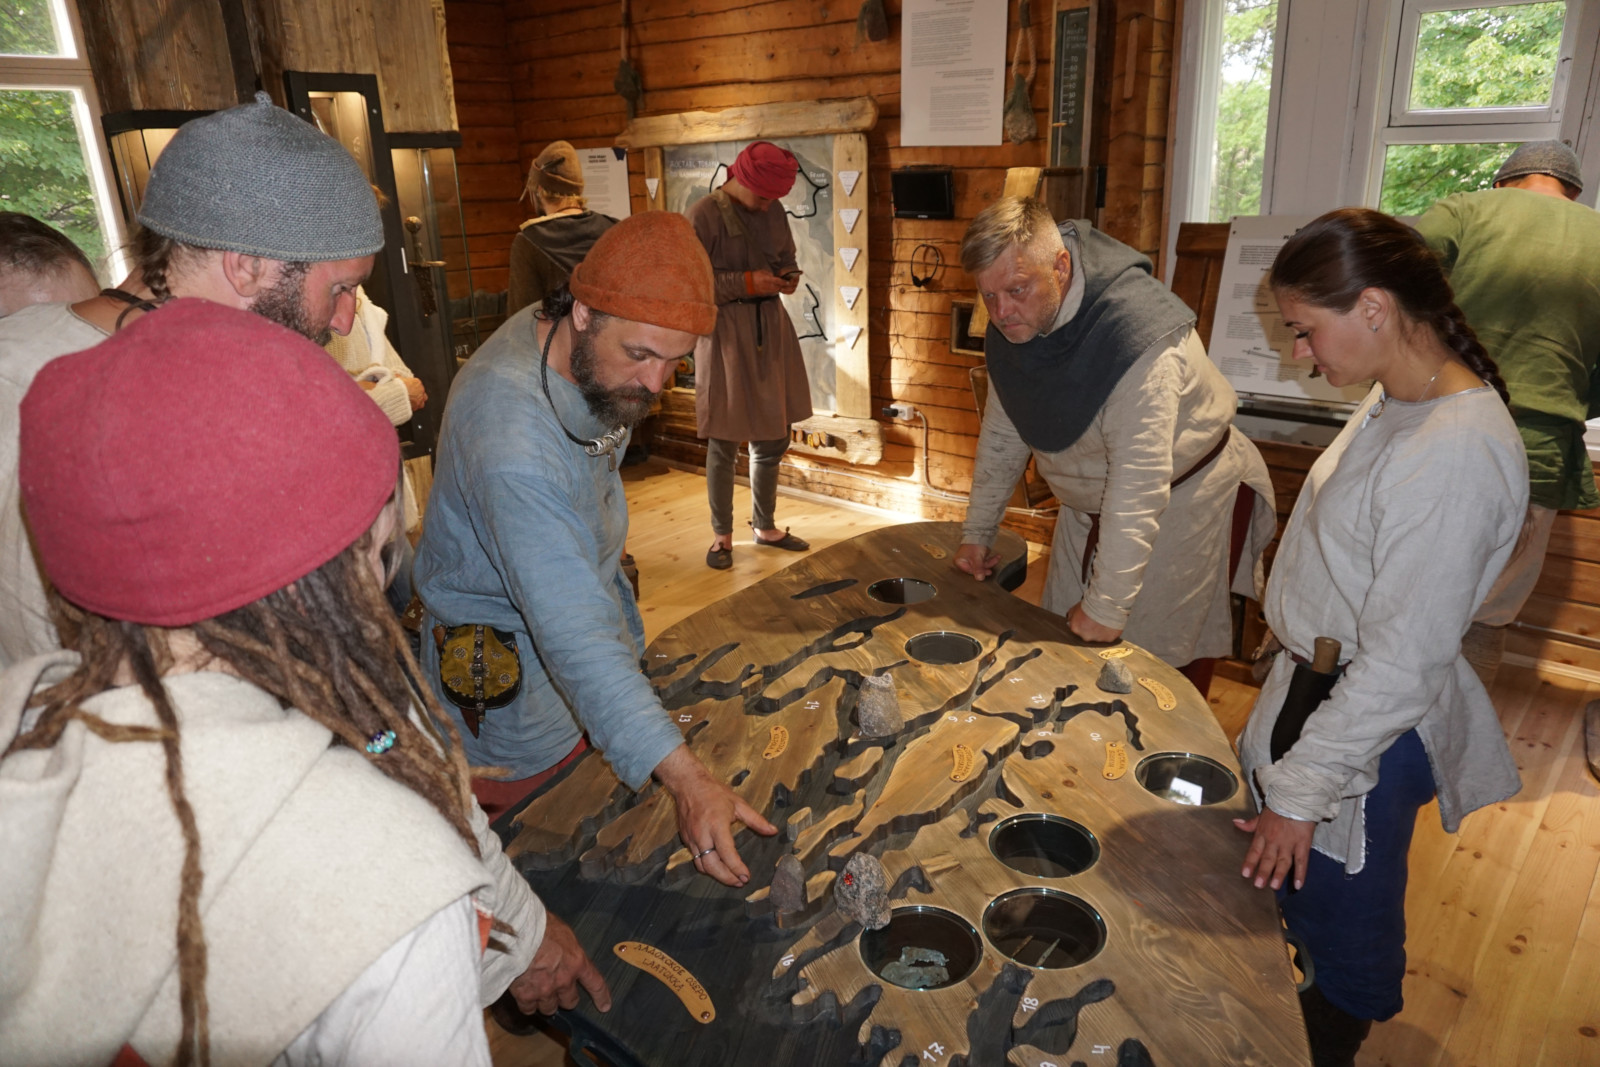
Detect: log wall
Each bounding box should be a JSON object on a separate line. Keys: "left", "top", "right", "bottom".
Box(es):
{"left": 443, "top": 0, "right": 525, "bottom": 301}
{"left": 439, "top": 0, "right": 1176, "bottom": 535}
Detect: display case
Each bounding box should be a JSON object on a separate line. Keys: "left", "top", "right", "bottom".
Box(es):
{"left": 282, "top": 71, "right": 446, "bottom": 459}
{"left": 102, "top": 110, "right": 213, "bottom": 223}
{"left": 388, "top": 133, "right": 498, "bottom": 365}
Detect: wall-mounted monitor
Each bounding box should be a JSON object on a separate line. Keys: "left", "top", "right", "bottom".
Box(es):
{"left": 891, "top": 167, "right": 955, "bottom": 219}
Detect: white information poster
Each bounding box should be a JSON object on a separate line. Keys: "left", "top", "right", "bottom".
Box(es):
{"left": 579, "top": 147, "right": 632, "bottom": 220}
{"left": 901, "top": 0, "right": 1006, "bottom": 147}
{"left": 1208, "top": 215, "right": 1368, "bottom": 408}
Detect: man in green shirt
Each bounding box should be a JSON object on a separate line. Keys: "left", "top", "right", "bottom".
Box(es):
{"left": 1415, "top": 141, "right": 1600, "bottom": 687}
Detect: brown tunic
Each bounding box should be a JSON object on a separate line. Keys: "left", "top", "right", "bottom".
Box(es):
{"left": 687, "top": 190, "right": 813, "bottom": 442}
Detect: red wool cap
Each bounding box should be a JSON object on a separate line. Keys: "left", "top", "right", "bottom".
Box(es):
{"left": 730, "top": 141, "right": 799, "bottom": 200}
{"left": 20, "top": 299, "right": 400, "bottom": 627}
{"left": 569, "top": 211, "right": 717, "bottom": 335}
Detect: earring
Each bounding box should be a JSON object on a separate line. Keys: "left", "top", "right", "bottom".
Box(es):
{"left": 1370, "top": 324, "right": 1379, "bottom": 332}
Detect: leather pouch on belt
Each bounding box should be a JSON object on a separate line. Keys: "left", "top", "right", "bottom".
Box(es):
{"left": 433, "top": 623, "right": 522, "bottom": 736}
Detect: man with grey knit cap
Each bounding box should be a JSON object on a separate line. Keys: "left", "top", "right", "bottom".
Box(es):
{"left": 0, "top": 91, "right": 384, "bottom": 668}
{"left": 1415, "top": 140, "right": 1600, "bottom": 688}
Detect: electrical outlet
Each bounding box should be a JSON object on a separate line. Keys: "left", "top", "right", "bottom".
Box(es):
{"left": 882, "top": 402, "right": 918, "bottom": 420}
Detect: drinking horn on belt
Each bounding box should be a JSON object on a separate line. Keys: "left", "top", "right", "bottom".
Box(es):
{"left": 1269, "top": 636, "right": 1344, "bottom": 762}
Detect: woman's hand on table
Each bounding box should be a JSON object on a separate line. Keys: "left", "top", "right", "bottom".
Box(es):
{"left": 655, "top": 744, "right": 778, "bottom": 887}
{"left": 1235, "top": 806, "right": 1316, "bottom": 891}
{"left": 508, "top": 912, "right": 613, "bottom": 1014}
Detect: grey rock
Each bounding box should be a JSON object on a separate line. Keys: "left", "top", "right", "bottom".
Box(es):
{"left": 856, "top": 673, "right": 904, "bottom": 737}
{"left": 834, "top": 852, "right": 891, "bottom": 930}
{"left": 1097, "top": 659, "right": 1135, "bottom": 694}
{"left": 881, "top": 947, "right": 950, "bottom": 989}
{"left": 770, "top": 854, "right": 806, "bottom": 913}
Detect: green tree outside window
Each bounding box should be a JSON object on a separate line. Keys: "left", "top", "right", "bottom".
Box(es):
{"left": 1210, "top": 0, "right": 1278, "bottom": 222}
{"left": 1380, "top": 3, "right": 1569, "bottom": 214}
{"left": 0, "top": 88, "right": 107, "bottom": 267}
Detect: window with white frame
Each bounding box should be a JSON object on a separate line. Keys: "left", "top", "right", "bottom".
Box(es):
{"left": 1371, "top": 0, "right": 1591, "bottom": 213}
{"left": 1, "top": 0, "right": 125, "bottom": 279}
{"left": 1166, "top": 0, "right": 1288, "bottom": 274}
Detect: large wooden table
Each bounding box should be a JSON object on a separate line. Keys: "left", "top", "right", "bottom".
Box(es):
{"left": 496, "top": 522, "right": 1307, "bottom": 1066}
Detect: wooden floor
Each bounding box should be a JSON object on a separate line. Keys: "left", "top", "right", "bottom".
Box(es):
{"left": 490, "top": 460, "right": 1600, "bottom": 1067}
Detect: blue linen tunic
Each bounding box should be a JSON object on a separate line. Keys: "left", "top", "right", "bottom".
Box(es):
{"left": 414, "top": 307, "right": 684, "bottom": 788}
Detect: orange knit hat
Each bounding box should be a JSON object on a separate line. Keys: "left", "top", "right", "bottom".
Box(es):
{"left": 568, "top": 212, "right": 716, "bottom": 335}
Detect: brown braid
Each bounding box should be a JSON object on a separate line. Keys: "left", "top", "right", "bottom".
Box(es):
{"left": 1269, "top": 207, "right": 1510, "bottom": 405}
{"left": 10, "top": 526, "right": 479, "bottom": 1065}
{"left": 1433, "top": 302, "right": 1511, "bottom": 404}
{"left": 129, "top": 227, "right": 202, "bottom": 305}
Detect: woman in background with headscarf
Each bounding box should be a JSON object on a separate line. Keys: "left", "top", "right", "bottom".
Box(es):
{"left": 687, "top": 140, "right": 814, "bottom": 571}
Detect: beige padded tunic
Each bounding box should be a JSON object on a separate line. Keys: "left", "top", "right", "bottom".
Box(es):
{"left": 962, "top": 239, "right": 1277, "bottom": 666}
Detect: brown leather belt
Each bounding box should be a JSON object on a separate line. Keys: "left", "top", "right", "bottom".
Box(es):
{"left": 1080, "top": 428, "right": 1234, "bottom": 585}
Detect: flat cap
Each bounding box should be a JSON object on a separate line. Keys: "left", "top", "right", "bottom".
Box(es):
{"left": 1493, "top": 140, "right": 1583, "bottom": 193}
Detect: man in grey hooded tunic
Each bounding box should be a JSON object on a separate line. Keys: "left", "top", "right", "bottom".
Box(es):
{"left": 955, "top": 197, "right": 1276, "bottom": 694}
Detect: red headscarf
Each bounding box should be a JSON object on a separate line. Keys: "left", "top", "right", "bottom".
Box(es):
{"left": 729, "top": 141, "right": 799, "bottom": 200}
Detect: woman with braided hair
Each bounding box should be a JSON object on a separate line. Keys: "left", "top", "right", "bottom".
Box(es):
{"left": 0, "top": 301, "right": 608, "bottom": 1067}
{"left": 1231, "top": 208, "right": 1526, "bottom": 1066}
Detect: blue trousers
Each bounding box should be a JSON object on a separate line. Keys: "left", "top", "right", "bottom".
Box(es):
{"left": 1279, "top": 728, "right": 1435, "bottom": 1022}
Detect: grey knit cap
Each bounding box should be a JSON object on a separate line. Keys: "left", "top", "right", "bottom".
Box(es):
{"left": 1493, "top": 140, "right": 1583, "bottom": 193}
{"left": 137, "top": 92, "right": 384, "bottom": 262}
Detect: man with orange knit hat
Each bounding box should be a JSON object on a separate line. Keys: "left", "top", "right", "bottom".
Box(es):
{"left": 687, "top": 141, "right": 814, "bottom": 570}
{"left": 416, "top": 212, "right": 777, "bottom": 888}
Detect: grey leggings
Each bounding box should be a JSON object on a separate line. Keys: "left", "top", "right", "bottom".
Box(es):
{"left": 705, "top": 436, "right": 790, "bottom": 535}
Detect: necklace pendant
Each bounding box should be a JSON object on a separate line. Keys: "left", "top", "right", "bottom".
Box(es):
{"left": 608, "top": 452, "right": 617, "bottom": 472}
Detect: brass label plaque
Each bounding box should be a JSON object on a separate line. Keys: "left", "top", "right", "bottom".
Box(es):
{"left": 950, "top": 743, "right": 975, "bottom": 781}
{"left": 1137, "top": 677, "right": 1177, "bottom": 710}
{"left": 1102, "top": 740, "right": 1129, "bottom": 780}
{"left": 1097, "top": 646, "right": 1134, "bottom": 659}
{"left": 764, "top": 725, "right": 789, "bottom": 759}
{"left": 614, "top": 941, "right": 716, "bottom": 1023}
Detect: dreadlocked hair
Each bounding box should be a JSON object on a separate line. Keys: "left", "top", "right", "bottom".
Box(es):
{"left": 1269, "top": 207, "right": 1510, "bottom": 405}
{"left": 9, "top": 529, "right": 480, "bottom": 1067}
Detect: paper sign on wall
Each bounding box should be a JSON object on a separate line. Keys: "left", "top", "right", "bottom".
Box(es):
{"left": 838, "top": 170, "right": 861, "bottom": 196}
{"left": 578, "top": 148, "right": 631, "bottom": 220}
{"left": 645, "top": 177, "right": 660, "bottom": 200}
{"left": 840, "top": 286, "right": 862, "bottom": 310}
{"left": 839, "top": 324, "right": 863, "bottom": 349}
{"left": 838, "top": 208, "right": 861, "bottom": 233}
{"left": 839, "top": 247, "right": 861, "bottom": 272}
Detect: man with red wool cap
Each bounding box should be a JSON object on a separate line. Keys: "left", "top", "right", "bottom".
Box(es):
{"left": 415, "top": 211, "right": 778, "bottom": 888}
{"left": 687, "top": 140, "right": 815, "bottom": 570}
{"left": 1, "top": 302, "right": 608, "bottom": 1066}
{"left": 0, "top": 92, "right": 383, "bottom": 670}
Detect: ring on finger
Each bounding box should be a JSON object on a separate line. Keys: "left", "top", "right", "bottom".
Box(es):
{"left": 692, "top": 845, "right": 717, "bottom": 859}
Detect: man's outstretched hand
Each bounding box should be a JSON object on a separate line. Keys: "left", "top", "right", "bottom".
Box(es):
{"left": 655, "top": 743, "right": 777, "bottom": 887}
{"left": 507, "top": 913, "right": 612, "bottom": 1015}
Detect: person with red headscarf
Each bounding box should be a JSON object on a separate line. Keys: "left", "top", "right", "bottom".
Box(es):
{"left": 686, "top": 140, "right": 814, "bottom": 570}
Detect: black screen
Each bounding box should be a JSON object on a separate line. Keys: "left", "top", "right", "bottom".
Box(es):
{"left": 891, "top": 168, "right": 955, "bottom": 220}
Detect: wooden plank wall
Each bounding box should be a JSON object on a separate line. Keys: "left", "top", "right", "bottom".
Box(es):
{"left": 1103, "top": 0, "right": 1177, "bottom": 265}
{"left": 440, "top": 0, "right": 1175, "bottom": 539}
{"left": 442, "top": 1, "right": 526, "bottom": 301}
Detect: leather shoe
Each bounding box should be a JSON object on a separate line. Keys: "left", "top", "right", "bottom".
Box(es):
{"left": 706, "top": 545, "right": 732, "bottom": 570}
{"left": 753, "top": 528, "right": 810, "bottom": 552}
